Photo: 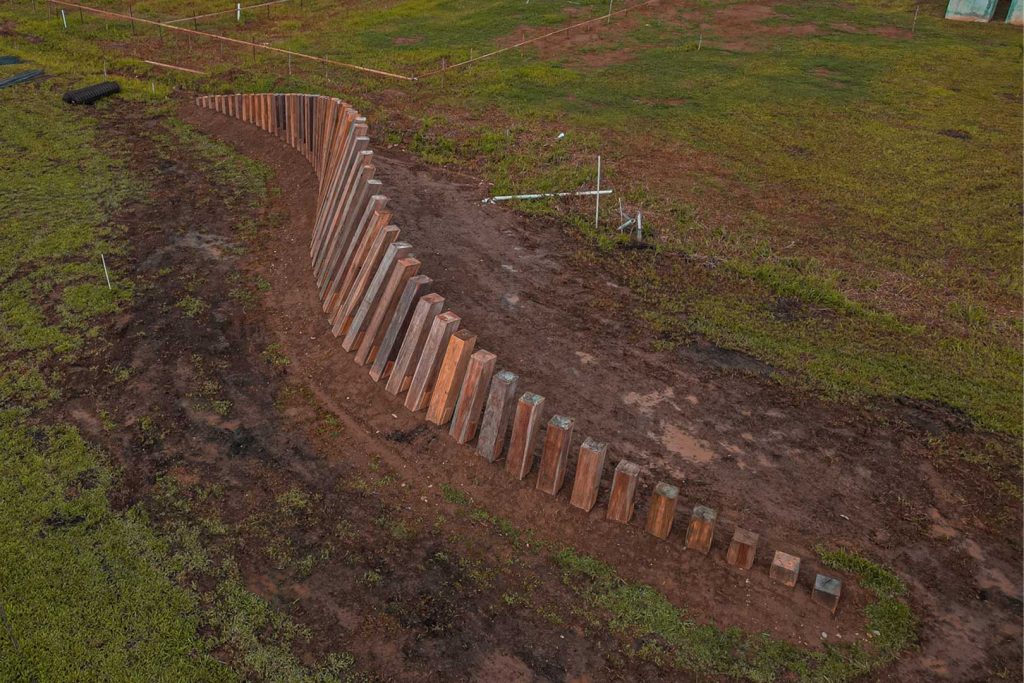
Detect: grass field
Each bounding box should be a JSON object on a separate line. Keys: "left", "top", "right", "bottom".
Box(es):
{"left": 0, "top": 79, "right": 362, "bottom": 682}
{"left": 0, "top": 0, "right": 1018, "bottom": 679}
{"left": 7, "top": 0, "right": 1019, "bottom": 437}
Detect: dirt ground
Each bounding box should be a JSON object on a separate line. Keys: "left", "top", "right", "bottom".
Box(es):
{"left": 53, "top": 94, "right": 1021, "bottom": 681}
{"left": 178, "top": 101, "right": 1022, "bottom": 681}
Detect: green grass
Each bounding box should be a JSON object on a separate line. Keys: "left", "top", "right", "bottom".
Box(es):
{"left": 554, "top": 545, "right": 917, "bottom": 682}
{"left": 33, "top": 0, "right": 1012, "bottom": 433}
{"left": 0, "top": 68, "right": 362, "bottom": 679}
{"left": 0, "top": 412, "right": 234, "bottom": 681}
{"left": 84, "top": 0, "right": 1016, "bottom": 436}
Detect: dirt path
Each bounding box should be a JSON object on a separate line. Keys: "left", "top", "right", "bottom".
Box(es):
{"left": 174, "top": 100, "right": 1024, "bottom": 680}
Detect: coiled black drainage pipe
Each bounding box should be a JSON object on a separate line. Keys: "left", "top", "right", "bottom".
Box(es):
{"left": 63, "top": 81, "right": 120, "bottom": 105}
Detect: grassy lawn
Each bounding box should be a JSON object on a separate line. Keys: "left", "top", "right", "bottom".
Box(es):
{"left": 0, "top": 61, "right": 356, "bottom": 680}
{"left": 25, "top": 0, "right": 1018, "bottom": 436}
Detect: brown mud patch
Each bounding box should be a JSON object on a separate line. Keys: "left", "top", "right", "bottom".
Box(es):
{"left": 172, "top": 99, "right": 1023, "bottom": 681}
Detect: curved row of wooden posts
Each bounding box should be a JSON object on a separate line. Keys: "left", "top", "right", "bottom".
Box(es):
{"left": 194, "top": 92, "right": 844, "bottom": 615}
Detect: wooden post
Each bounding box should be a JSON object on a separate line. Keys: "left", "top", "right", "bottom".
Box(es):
{"left": 340, "top": 239, "right": 411, "bottom": 351}
{"left": 369, "top": 275, "right": 432, "bottom": 382}
{"left": 606, "top": 459, "right": 640, "bottom": 523}
{"left": 536, "top": 415, "right": 574, "bottom": 495}
{"left": 476, "top": 370, "right": 518, "bottom": 462}
{"left": 644, "top": 482, "right": 678, "bottom": 540}
{"left": 449, "top": 350, "right": 497, "bottom": 444}
{"left": 770, "top": 551, "right": 801, "bottom": 588}
{"left": 569, "top": 438, "right": 606, "bottom": 511}
{"left": 426, "top": 329, "right": 477, "bottom": 425}
{"left": 354, "top": 256, "right": 421, "bottom": 366}
{"left": 405, "top": 312, "right": 461, "bottom": 412}
{"left": 812, "top": 575, "right": 842, "bottom": 614}
{"left": 386, "top": 294, "right": 445, "bottom": 396}
{"left": 726, "top": 528, "right": 759, "bottom": 570}
{"left": 505, "top": 393, "right": 545, "bottom": 480}
{"left": 327, "top": 219, "right": 394, "bottom": 332}
{"left": 685, "top": 505, "right": 717, "bottom": 555}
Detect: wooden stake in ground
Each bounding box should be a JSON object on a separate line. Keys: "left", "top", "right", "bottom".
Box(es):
{"left": 644, "top": 481, "right": 678, "bottom": 539}
{"left": 426, "top": 329, "right": 477, "bottom": 425}
{"left": 476, "top": 370, "right": 518, "bottom": 462}
{"left": 355, "top": 256, "right": 422, "bottom": 366}
{"left": 386, "top": 293, "right": 445, "bottom": 396}
{"left": 685, "top": 505, "right": 717, "bottom": 554}
{"left": 569, "top": 438, "right": 606, "bottom": 511}
{"left": 449, "top": 350, "right": 497, "bottom": 444}
{"left": 505, "top": 392, "right": 545, "bottom": 480}
{"left": 770, "top": 551, "right": 800, "bottom": 588}
{"left": 405, "top": 312, "right": 461, "bottom": 412}
{"left": 726, "top": 528, "right": 759, "bottom": 570}
{"left": 369, "top": 275, "right": 432, "bottom": 382}
{"left": 536, "top": 415, "right": 574, "bottom": 495}
{"left": 606, "top": 459, "right": 640, "bottom": 523}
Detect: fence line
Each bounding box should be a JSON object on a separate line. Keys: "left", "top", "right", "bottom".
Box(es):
{"left": 47, "top": 0, "right": 415, "bottom": 81}
{"left": 415, "top": 0, "right": 662, "bottom": 78}
{"left": 163, "top": 0, "right": 292, "bottom": 25}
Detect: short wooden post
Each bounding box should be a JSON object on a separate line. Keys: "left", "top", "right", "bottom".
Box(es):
{"left": 505, "top": 393, "right": 545, "bottom": 480}
{"left": 685, "top": 505, "right": 717, "bottom": 554}
{"left": 476, "top": 370, "right": 518, "bottom": 462}
{"left": 726, "top": 528, "right": 759, "bottom": 570}
{"left": 449, "top": 350, "right": 497, "bottom": 444}
{"left": 385, "top": 293, "right": 444, "bottom": 396}
{"left": 425, "top": 329, "right": 477, "bottom": 425}
{"left": 644, "top": 482, "right": 678, "bottom": 539}
{"left": 536, "top": 415, "right": 574, "bottom": 495}
{"left": 812, "top": 574, "right": 842, "bottom": 614}
{"left": 369, "top": 275, "right": 432, "bottom": 382}
{"left": 770, "top": 551, "right": 800, "bottom": 588}
{"left": 569, "top": 438, "right": 606, "bottom": 511}
{"left": 405, "top": 312, "right": 461, "bottom": 412}
{"left": 606, "top": 459, "right": 640, "bottom": 523}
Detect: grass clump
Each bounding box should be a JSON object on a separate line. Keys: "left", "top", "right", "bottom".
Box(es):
{"left": 0, "top": 412, "right": 234, "bottom": 682}
{"left": 554, "top": 545, "right": 917, "bottom": 682}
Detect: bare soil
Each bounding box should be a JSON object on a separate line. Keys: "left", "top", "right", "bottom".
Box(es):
{"left": 52, "top": 94, "right": 1021, "bottom": 681}
{"left": 172, "top": 102, "right": 1022, "bottom": 681}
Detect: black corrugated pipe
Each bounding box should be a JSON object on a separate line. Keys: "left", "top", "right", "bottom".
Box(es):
{"left": 62, "top": 81, "right": 120, "bottom": 105}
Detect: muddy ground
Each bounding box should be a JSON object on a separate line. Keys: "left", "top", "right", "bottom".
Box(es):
{"left": 183, "top": 101, "right": 1023, "bottom": 680}
{"left": 55, "top": 96, "right": 1021, "bottom": 682}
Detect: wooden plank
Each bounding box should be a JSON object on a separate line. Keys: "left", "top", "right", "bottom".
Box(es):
{"left": 404, "top": 312, "right": 461, "bottom": 412}
{"left": 606, "top": 459, "right": 641, "bottom": 523}
{"left": 311, "top": 124, "right": 367, "bottom": 256}
{"left": 685, "top": 505, "right": 717, "bottom": 555}
{"left": 369, "top": 275, "right": 432, "bottom": 382}
{"left": 644, "top": 482, "right": 678, "bottom": 540}
{"left": 476, "top": 370, "right": 519, "bottom": 463}
{"left": 354, "top": 256, "right": 421, "bottom": 366}
{"left": 569, "top": 438, "right": 607, "bottom": 511}
{"left": 449, "top": 350, "right": 497, "bottom": 444}
{"left": 322, "top": 185, "right": 385, "bottom": 317}
{"left": 426, "top": 329, "right": 477, "bottom": 425}
{"left": 325, "top": 208, "right": 390, "bottom": 315}
{"left": 316, "top": 171, "right": 380, "bottom": 295}
{"left": 505, "top": 393, "right": 545, "bottom": 480}
{"left": 311, "top": 112, "right": 360, "bottom": 239}
{"left": 536, "top": 415, "right": 574, "bottom": 495}
{"left": 327, "top": 226, "right": 398, "bottom": 336}
{"left": 386, "top": 294, "right": 445, "bottom": 396}
{"left": 341, "top": 241, "right": 413, "bottom": 352}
